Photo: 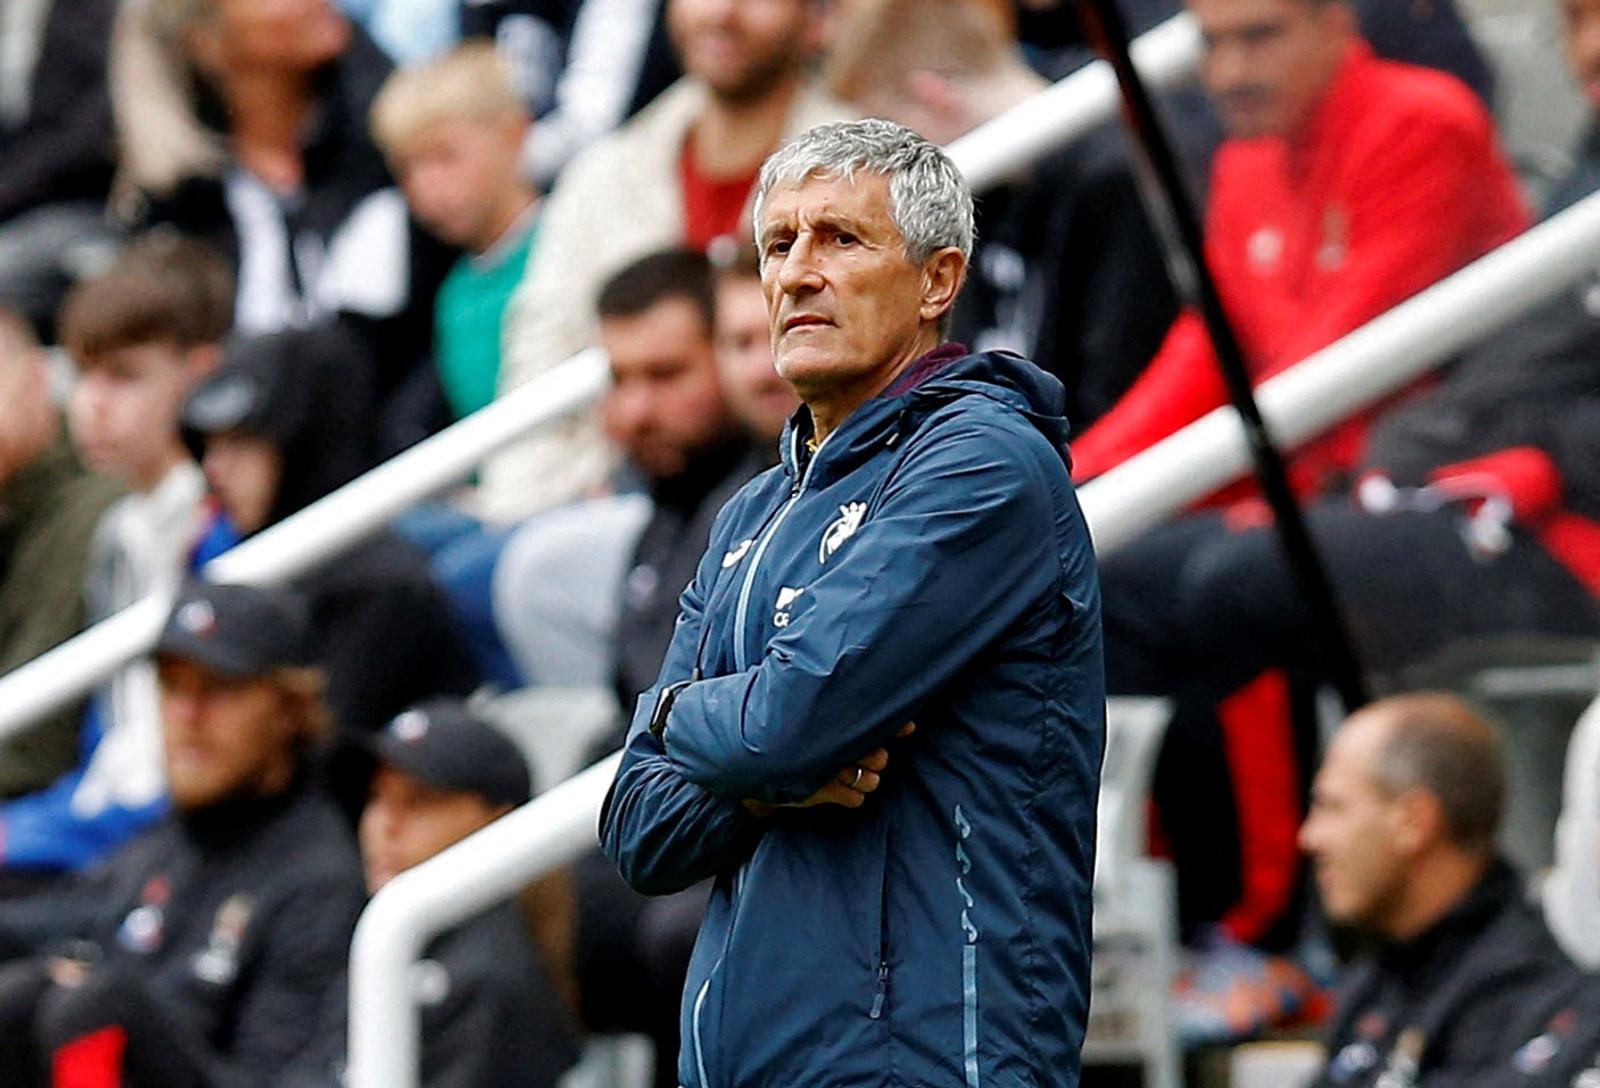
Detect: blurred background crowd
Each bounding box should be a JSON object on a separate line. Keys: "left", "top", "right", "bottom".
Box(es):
{"left": 0, "top": 0, "right": 1596, "bottom": 1084}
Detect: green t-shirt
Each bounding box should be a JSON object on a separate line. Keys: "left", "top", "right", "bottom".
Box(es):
{"left": 434, "top": 218, "right": 540, "bottom": 420}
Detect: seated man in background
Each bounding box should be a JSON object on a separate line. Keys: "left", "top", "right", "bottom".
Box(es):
{"left": 0, "top": 235, "right": 238, "bottom": 879}
{"left": 492, "top": 248, "right": 761, "bottom": 1088}
{"left": 0, "top": 308, "right": 120, "bottom": 813}
{"left": 490, "top": 248, "right": 758, "bottom": 697}
{"left": 281, "top": 697, "right": 581, "bottom": 1088}
{"left": 1300, "top": 693, "right": 1574, "bottom": 1087}
{"left": 1070, "top": 0, "right": 1526, "bottom": 490}
{"left": 709, "top": 245, "right": 799, "bottom": 451}
{"left": 1100, "top": 0, "right": 1600, "bottom": 967}
{"left": 0, "top": 580, "right": 366, "bottom": 1087}
{"left": 825, "top": 0, "right": 1177, "bottom": 430}
{"left": 182, "top": 327, "right": 480, "bottom": 811}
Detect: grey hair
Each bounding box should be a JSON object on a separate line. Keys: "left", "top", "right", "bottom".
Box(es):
{"left": 752, "top": 119, "right": 975, "bottom": 265}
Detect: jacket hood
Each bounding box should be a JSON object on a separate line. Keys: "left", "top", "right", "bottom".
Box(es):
{"left": 779, "top": 347, "right": 1072, "bottom": 485}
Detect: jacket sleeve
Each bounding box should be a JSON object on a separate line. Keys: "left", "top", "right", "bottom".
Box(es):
{"left": 600, "top": 498, "right": 770, "bottom": 895}
{"left": 660, "top": 415, "right": 1076, "bottom": 803}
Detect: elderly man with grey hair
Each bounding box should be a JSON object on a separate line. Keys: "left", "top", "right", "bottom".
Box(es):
{"left": 601, "top": 118, "right": 1105, "bottom": 1088}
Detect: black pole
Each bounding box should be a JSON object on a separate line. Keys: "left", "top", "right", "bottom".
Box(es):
{"left": 1076, "top": 0, "right": 1370, "bottom": 711}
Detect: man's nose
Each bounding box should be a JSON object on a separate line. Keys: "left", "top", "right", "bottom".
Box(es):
{"left": 776, "top": 234, "right": 824, "bottom": 295}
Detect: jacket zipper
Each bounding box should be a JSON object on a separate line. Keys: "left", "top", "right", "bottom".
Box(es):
{"left": 732, "top": 429, "right": 821, "bottom": 671}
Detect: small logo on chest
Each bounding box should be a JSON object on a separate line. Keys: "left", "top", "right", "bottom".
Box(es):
{"left": 819, "top": 503, "right": 867, "bottom": 564}
{"left": 773, "top": 586, "right": 806, "bottom": 628}
{"left": 722, "top": 539, "right": 754, "bottom": 569}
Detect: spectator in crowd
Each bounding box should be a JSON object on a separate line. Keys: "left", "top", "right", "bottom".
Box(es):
{"left": 825, "top": 0, "right": 1176, "bottom": 430}
{"left": 280, "top": 697, "right": 582, "bottom": 1088}
{"left": 0, "top": 309, "right": 120, "bottom": 805}
{"left": 1075, "top": 0, "right": 1527, "bottom": 959}
{"left": 0, "top": 235, "right": 238, "bottom": 880}
{"left": 372, "top": 42, "right": 541, "bottom": 424}
{"left": 0, "top": 0, "right": 121, "bottom": 335}
{"left": 0, "top": 580, "right": 365, "bottom": 1087}
{"left": 490, "top": 250, "right": 758, "bottom": 1088}
{"left": 482, "top": 0, "right": 848, "bottom": 523}
{"left": 181, "top": 326, "right": 479, "bottom": 802}
{"left": 492, "top": 249, "right": 755, "bottom": 697}
{"left": 1012, "top": 0, "right": 1494, "bottom": 107}
{"left": 115, "top": 0, "right": 453, "bottom": 453}
{"left": 1099, "top": 0, "right": 1600, "bottom": 968}
{"left": 1071, "top": 0, "right": 1527, "bottom": 489}
{"left": 710, "top": 246, "right": 798, "bottom": 448}
{"left": 1300, "top": 694, "right": 1573, "bottom": 1087}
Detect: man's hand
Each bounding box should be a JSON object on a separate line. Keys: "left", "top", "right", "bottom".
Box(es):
{"left": 743, "top": 722, "right": 917, "bottom": 816}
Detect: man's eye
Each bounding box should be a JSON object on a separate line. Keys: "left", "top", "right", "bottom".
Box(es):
{"left": 836, "top": 233, "right": 858, "bottom": 246}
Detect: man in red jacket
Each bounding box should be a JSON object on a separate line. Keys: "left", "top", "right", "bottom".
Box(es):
{"left": 1071, "top": 0, "right": 1526, "bottom": 493}
{"left": 1093, "top": 0, "right": 1600, "bottom": 1039}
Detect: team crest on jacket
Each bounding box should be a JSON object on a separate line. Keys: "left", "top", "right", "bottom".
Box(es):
{"left": 819, "top": 503, "right": 867, "bottom": 564}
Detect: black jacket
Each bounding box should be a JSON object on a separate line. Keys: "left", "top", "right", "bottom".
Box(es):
{"left": 282, "top": 901, "right": 581, "bottom": 1088}
{"left": 1312, "top": 862, "right": 1574, "bottom": 1088}
{"left": 0, "top": 782, "right": 365, "bottom": 1084}
{"left": 1478, "top": 970, "right": 1600, "bottom": 1087}
{"left": 611, "top": 435, "right": 764, "bottom": 710}
{"left": 951, "top": 130, "right": 1177, "bottom": 432}
{"left": 0, "top": 0, "right": 116, "bottom": 222}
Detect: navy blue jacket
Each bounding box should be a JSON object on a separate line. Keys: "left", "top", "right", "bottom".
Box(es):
{"left": 600, "top": 348, "right": 1105, "bottom": 1088}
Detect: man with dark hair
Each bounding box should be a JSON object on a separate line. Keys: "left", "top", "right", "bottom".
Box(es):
{"left": 0, "top": 580, "right": 366, "bottom": 1087}
{"left": 711, "top": 246, "right": 798, "bottom": 447}
{"left": 488, "top": 247, "right": 760, "bottom": 1087}
{"left": 1064, "top": 0, "right": 1530, "bottom": 957}
{"left": 0, "top": 307, "right": 120, "bottom": 805}
{"left": 490, "top": 248, "right": 758, "bottom": 699}
{"left": 280, "top": 697, "right": 582, "bottom": 1088}
{"left": 1300, "top": 693, "right": 1573, "bottom": 1088}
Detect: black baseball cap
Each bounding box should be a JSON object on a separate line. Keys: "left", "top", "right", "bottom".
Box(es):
{"left": 155, "top": 579, "right": 314, "bottom": 678}
{"left": 366, "top": 698, "right": 532, "bottom": 808}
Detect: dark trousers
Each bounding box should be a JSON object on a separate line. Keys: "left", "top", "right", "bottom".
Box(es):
{"left": 1102, "top": 503, "right": 1600, "bottom": 946}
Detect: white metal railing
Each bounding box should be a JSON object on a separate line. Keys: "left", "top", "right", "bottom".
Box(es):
{"left": 0, "top": 348, "right": 609, "bottom": 740}
{"left": 0, "top": 14, "right": 1204, "bottom": 749}
{"left": 344, "top": 187, "right": 1600, "bottom": 1087}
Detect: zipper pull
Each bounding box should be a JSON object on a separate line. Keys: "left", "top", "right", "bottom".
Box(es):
{"left": 869, "top": 962, "right": 889, "bottom": 1019}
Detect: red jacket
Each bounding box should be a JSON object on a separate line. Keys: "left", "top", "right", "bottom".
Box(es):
{"left": 1071, "top": 42, "right": 1529, "bottom": 493}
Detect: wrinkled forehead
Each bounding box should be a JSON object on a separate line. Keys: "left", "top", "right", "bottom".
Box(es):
{"left": 756, "top": 169, "right": 900, "bottom": 236}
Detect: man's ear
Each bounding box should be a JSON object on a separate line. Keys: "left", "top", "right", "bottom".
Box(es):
{"left": 919, "top": 247, "right": 968, "bottom": 326}
{"left": 1391, "top": 787, "right": 1447, "bottom": 857}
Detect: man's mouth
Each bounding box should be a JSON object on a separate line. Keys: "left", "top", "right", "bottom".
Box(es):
{"left": 782, "top": 314, "right": 832, "bottom": 333}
